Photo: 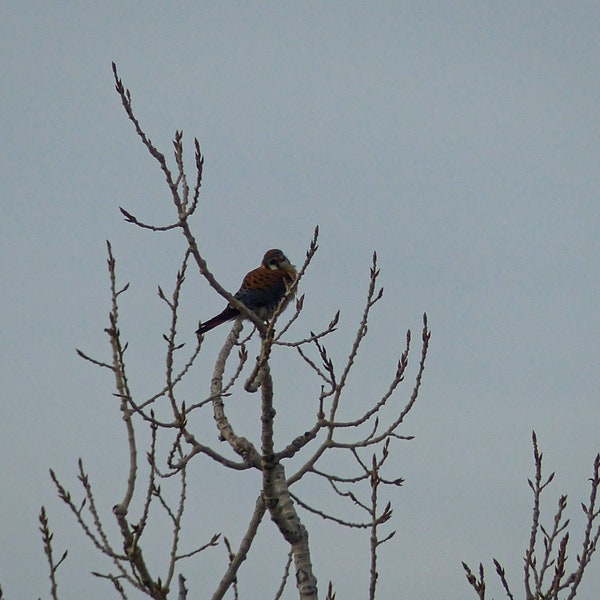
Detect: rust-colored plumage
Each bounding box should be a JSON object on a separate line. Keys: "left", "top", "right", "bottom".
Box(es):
{"left": 196, "top": 249, "right": 296, "bottom": 335}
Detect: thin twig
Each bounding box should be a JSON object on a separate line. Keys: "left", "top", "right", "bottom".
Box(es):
{"left": 273, "top": 550, "right": 293, "bottom": 600}
{"left": 39, "top": 507, "right": 68, "bottom": 600}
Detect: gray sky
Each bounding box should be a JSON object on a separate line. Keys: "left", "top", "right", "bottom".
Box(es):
{"left": 2, "top": 2, "right": 599, "bottom": 599}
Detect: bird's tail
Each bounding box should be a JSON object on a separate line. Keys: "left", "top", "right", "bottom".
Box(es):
{"left": 196, "top": 306, "right": 239, "bottom": 335}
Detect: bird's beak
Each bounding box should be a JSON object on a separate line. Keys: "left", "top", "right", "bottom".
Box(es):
{"left": 281, "top": 262, "right": 298, "bottom": 278}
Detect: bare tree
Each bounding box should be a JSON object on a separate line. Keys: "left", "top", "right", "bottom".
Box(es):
{"left": 463, "top": 432, "right": 600, "bottom": 600}
{"left": 43, "top": 64, "right": 430, "bottom": 599}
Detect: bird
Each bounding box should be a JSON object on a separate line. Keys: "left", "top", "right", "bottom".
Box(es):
{"left": 196, "top": 249, "right": 297, "bottom": 335}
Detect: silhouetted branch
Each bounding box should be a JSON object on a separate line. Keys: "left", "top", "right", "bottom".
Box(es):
{"left": 212, "top": 496, "right": 266, "bottom": 600}
{"left": 39, "top": 506, "right": 68, "bottom": 600}
{"left": 462, "top": 562, "right": 486, "bottom": 600}
{"left": 273, "top": 550, "right": 294, "bottom": 600}
{"left": 464, "top": 433, "right": 600, "bottom": 599}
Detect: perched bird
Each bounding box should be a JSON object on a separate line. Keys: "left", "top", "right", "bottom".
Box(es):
{"left": 196, "top": 249, "right": 297, "bottom": 335}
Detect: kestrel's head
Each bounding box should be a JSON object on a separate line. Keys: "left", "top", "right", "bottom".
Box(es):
{"left": 262, "top": 249, "right": 294, "bottom": 273}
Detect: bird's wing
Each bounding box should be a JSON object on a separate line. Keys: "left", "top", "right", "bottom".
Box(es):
{"left": 235, "top": 266, "right": 291, "bottom": 311}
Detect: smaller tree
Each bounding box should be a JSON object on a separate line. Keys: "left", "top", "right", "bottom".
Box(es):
{"left": 463, "top": 432, "right": 600, "bottom": 600}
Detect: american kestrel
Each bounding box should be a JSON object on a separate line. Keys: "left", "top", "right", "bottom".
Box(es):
{"left": 196, "top": 249, "right": 297, "bottom": 335}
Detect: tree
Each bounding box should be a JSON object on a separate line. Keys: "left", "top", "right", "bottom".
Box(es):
{"left": 463, "top": 432, "right": 600, "bottom": 600}
{"left": 41, "top": 63, "right": 430, "bottom": 600}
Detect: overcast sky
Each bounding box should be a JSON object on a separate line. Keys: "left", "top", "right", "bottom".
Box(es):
{"left": 2, "top": 3, "right": 599, "bottom": 599}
